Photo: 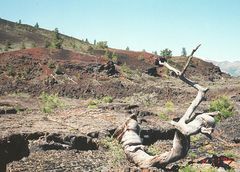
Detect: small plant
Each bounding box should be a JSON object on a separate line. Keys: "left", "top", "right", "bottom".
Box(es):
{"left": 179, "top": 165, "right": 197, "bottom": 172}
{"left": 146, "top": 144, "right": 161, "bottom": 156}
{"left": 4, "top": 41, "right": 11, "bottom": 51}
{"left": 7, "top": 65, "right": 16, "bottom": 77}
{"left": 47, "top": 59, "right": 56, "bottom": 69}
{"left": 188, "top": 150, "right": 197, "bottom": 159}
{"left": 102, "top": 96, "right": 113, "bottom": 103}
{"left": 209, "top": 96, "right": 234, "bottom": 122}
{"left": 88, "top": 96, "right": 114, "bottom": 108}
{"left": 201, "top": 167, "right": 217, "bottom": 172}
{"left": 180, "top": 165, "right": 217, "bottom": 172}
{"left": 100, "top": 137, "right": 125, "bottom": 165}
{"left": 158, "top": 112, "right": 169, "bottom": 120}
{"left": 191, "top": 135, "right": 201, "bottom": 143}
{"left": 54, "top": 64, "right": 64, "bottom": 75}
{"left": 165, "top": 101, "right": 174, "bottom": 112}
{"left": 224, "top": 150, "right": 238, "bottom": 159}
{"left": 96, "top": 41, "right": 108, "bottom": 49}
{"left": 86, "top": 45, "right": 93, "bottom": 53}
{"left": 87, "top": 99, "right": 100, "bottom": 109}
{"left": 157, "top": 101, "right": 174, "bottom": 121}
{"left": 120, "top": 63, "right": 133, "bottom": 76}
{"left": 104, "top": 50, "right": 111, "bottom": 60}
{"left": 39, "top": 92, "right": 63, "bottom": 113}
{"left": 111, "top": 52, "right": 118, "bottom": 62}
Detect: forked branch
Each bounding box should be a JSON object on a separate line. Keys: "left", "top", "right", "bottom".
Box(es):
{"left": 113, "top": 45, "right": 218, "bottom": 168}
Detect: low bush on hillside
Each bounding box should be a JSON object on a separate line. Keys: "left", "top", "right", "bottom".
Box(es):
{"left": 87, "top": 99, "right": 100, "bottom": 109}
{"left": 47, "top": 59, "right": 56, "bottom": 69}
{"left": 102, "top": 96, "right": 113, "bottom": 103}
{"left": 209, "top": 96, "right": 234, "bottom": 122}
{"left": 158, "top": 112, "right": 169, "bottom": 120}
{"left": 96, "top": 41, "right": 108, "bottom": 49}
{"left": 6, "top": 65, "right": 16, "bottom": 77}
{"left": 165, "top": 101, "right": 174, "bottom": 112}
{"left": 87, "top": 96, "right": 113, "bottom": 109}
{"left": 54, "top": 64, "right": 64, "bottom": 75}
{"left": 120, "top": 63, "right": 134, "bottom": 78}
{"left": 39, "top": 92, "right": 63, "bottom": 113}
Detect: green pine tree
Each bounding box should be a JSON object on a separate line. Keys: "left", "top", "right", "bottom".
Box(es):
{"left": 52, "top": 28, "right": 63, "bottom": 49}
{"left": 181, "top": 47, "right": 187, "bottom": 57}
{"left": 160, "top": 48, "right": 172, "bottom": 58}
{"left": 34, "top": 22, "right": 39, "bottom": 28}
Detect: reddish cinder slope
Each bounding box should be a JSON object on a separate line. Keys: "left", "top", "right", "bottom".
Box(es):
{"left": 0, "top": 48, "right": 106, "bottom": 64}
{"left": 109, "top": 48, "right": 156, "bottom": 63}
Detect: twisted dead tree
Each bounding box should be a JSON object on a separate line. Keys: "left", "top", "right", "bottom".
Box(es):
{"left": 113, "top": 45, "right": 219, "bottom": 168}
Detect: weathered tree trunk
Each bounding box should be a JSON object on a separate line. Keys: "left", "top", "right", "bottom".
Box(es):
{"left": 113, "top": 45, "right": 219, "bottom": 168}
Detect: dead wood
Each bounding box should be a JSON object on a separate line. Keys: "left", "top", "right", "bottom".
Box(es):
{"left": 113, "top": 45, "right": 219, "bottom": 168}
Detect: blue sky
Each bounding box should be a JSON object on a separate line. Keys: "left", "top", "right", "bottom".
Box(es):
{"left": 0, "top": 0, "right": 240, "bottom": 61}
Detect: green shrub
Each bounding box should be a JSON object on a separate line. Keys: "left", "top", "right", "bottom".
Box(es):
{"left": 7, "top": 65, "right": 16, "bottom": 77}
{"left": 104, "top": 50, "right": 111, "bottom": 60}
{"left": 165, "top": 101, "right": 174, "bottom": 112}
{"left": 52, "top": 28, "right": 63, "bottom": 49}
{"left": 160, "top": 48, "right": 172, "bottom": 58}
{"left": 188, "top": 150, "right": 197, "bottom": 159}
{"left": 100, "top": 137, "right": 125, "bottom": 164}
{"left": 146, "top": 144, "right": 161, "bottom": 156}
{"left": 120, "top": 63, "right": 133, "bottom": 76}
{"left": 87, "top": 99, "right": 99, "bottom": 109}
{"left": 87, "top": 96, "right": 113, "bottom": 108}
{"left": 224, "top": 150, "right": 238, "bottom": 159}
{"left": 54, "top": 64, "right": 64, "bottom": 75}
{"left": 47, "top": 59, "right": 56, "bottom": 69}
{"left": 111, "top": 52, "right": 118, "bottom": 62}
{"left": 4, "top": 41, "right": 11, "bottom": 51}
{"left": 102, "top": 96, "right": 113, "bottom": 103}
{"left": 39, "top": 92, "right": 63, "bottom": 113}
{"left": 96, "top": 41, "right": 108, "bottom": 49}
{"left": 45, "top": 40, "right": 51, "bottom": 48}
{"left": 179, "top": 165, "right": 197, "bottom": 172}
{"left": 180, "top": 165, "right": 217, "bottom": 172}
{"left": 209, "top": 96, "right": 234, "bottom": 122}
{"left": 158, "top": 112, "right": 169, "bottom": 120}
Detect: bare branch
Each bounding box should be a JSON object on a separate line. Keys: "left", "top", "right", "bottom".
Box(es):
{"left": 113, "top": 45, "right": 216, "bottom": 169}
{"left": 159, "top": 45, "right": 208, "bottom": 123}
{"left": 181, "top": 44, "right": 201, "bottom": 76}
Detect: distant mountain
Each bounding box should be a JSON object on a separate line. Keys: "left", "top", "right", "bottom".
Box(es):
{"left": 209, "top": 60, "right": 240, "bottom": 76}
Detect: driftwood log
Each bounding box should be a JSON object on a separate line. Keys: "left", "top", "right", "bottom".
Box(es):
{"left": 113, "top": 45, "right": 219, "bottom": 168}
